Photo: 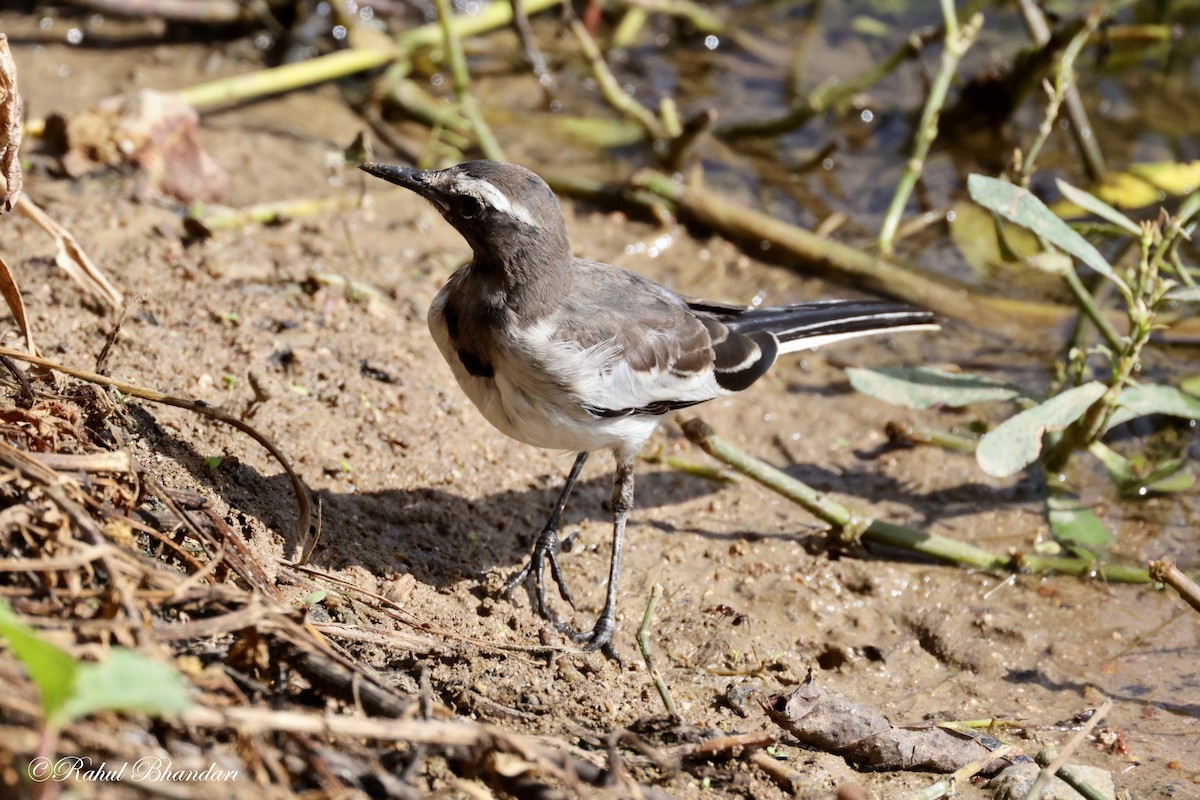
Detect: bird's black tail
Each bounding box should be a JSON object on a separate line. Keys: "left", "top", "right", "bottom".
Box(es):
{"left": 720, "top": 300, "right": 938, "bottom": 354}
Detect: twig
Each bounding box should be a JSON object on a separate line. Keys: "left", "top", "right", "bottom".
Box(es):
{"left": 0, "top": 544, "right": 112, "bottom": 574}
{"left": 377, "top": 71, "right": 473, "bottom": 143}
{"left": 663, "top": 108, "right": 717, "bottom": 172}
{"left": 885, "top": 420, "right": 977, "bottom": 453}
{"left": 0, "top": 352, "right": 35, "bottom": 407}
{"left": 283, "top": 562, "right": 564, "bottom": 656}
{"left": 718, "top": 31, "right": 931, "bottom": 140}
{"left": 145, "top": 475, "right": 279, "bottom": 596}
{"left": 182, "top": 704, "right": 674, "bottom": 799}
{"left": 186, "top": 188, "right": 409, "bottom": 234}
{"left": 510, "top": 0, "right": 555, "bottom": 103}
{"left": 625, "top": 0, "right": 723, "bottom": 35}
{"left": 906, "top": 745, "right": 1015, "bottom": 800}
{"left": 94, "top": 303, "right": 127, "bottom": 375}
{"left": 433, "top": 0, "right": 505, "bottom": 160}
{"left": 1148, "top": 558, "right": 1200, "bottom": 615}
{"left": 682, "top": 417, "right": 1000, "bottom": 568}
{"left": 1023, "top": 697, "right": 1113, "bottom": 800}
{"left": 71, "top": 0, "right": 272, "bottom": 24}
{"left": 568, "top": 14, "right": 668, "bottom": 141}
{"left": 632, "top": 169, "right": 1073, "bottom": 334}
{"left": 0, "top": 346, "right": 313, "bottom": 557}
{"left": 21, "top": 0, "right": 563, "bottom": 135}
{"left": 747, "top": 749, "right": 798, "bottom": 794}
{"left": 0, "top": 441, "right": 142, "bottom": 627}
{"left": 1016, "top": 0, "right": 1106, "bottom": 180}
{"left": 1017, "top": 13, "right": 1098, "bottom": 185}
{"left": 612, "top": 6, "right": 649, "bottom": 49}
{"left": 878, "top": 6, "right": 983, "bottom": 255}
{"left": 1047, "top": 762, "right": 1114, "bottom": 800}
{"left": 640, "top": 443, "right": 740, "bottom": 483}
{"left": 636, "top": 583, "right": 677, "bottom": 717}
{"left": 667, "top": 732, "right": 774, "bottom": 760}
{"left": 681, "top": 417, "right": 1152, "bottom": 583}
{"left": 182, "top": 705, "right": 485, "bottom": 743}
{"left": 544, "top": 171, "right": 671, "bottom": 221}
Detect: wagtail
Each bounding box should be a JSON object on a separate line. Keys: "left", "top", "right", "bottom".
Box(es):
{"left": 360, "top": 160, "right": 938, "bottom": 657}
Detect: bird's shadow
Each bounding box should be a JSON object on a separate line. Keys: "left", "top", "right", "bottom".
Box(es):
{"left": 253, "top": 468, "right": 727, "bottom": 590}
{"left": 127, "top": 403, "right": 724, "bottom": 590}
{"left": 126, "top": 401, "right": 1036, "bottom": 593}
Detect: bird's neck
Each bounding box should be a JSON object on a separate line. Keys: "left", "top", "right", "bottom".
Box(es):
{"left": 467, "top": 237, "right": 571, "bottom": 313}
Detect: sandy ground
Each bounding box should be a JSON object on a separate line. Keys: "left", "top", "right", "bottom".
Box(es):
{"left": 2, "top": 14, "right": 1199, "bottom": 798}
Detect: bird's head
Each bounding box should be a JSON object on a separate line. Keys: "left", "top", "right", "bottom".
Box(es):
{"left": 359, "top": 160, "right": 571, "bottom": 274}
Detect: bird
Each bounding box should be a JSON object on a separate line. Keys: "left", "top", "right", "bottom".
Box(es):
{"left": 359, "top": 159, "right": 938, "bottom": 658}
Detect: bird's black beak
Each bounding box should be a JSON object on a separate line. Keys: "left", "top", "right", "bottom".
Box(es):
{"left": 358, "top": 163, "right": 448, "bottom": 210}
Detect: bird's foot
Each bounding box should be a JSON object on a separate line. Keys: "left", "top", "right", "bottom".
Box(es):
{"left": 502, "top": 524, "right": 576, "bottom": 621}
{"left": 561, "top": 611, "right": 619, "bottom": 663}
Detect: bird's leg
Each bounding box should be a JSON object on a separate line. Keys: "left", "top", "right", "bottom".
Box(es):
{"left": 570, "top": 456, "right": 634, "bottom": 659}
{"left": 503, "top": 451, "right": 589, "bottom": 621}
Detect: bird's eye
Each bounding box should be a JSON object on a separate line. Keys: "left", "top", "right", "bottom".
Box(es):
{"left": 459, "top": 196, "right": 482, "bottom": 218}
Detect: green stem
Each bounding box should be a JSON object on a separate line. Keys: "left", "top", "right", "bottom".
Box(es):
{"left": 569, "top": 16, "right": 668, "bottom": 141}
{"left": 179, "top": 48, "right": 396, "bottom": 112}
{"left": 681, "top": 418, "right": 1151, "bottom": 583}
{"left": 878, "top": 10, "right": 982, "bottom": 255}
{"left": 1017, "top": 17, "right": 1093, "bottom": 184}
{"left": 185, "top": 188, "right": 409, "bottom": 232}
{"left": 1016, "top": 0, "right": 1106, "bottom": 181}
{"left": 886, "top": 421, "right": 977, "bottom": 453}
{"left": 682, "top": 419, "right": 1005, "bottom": 571}
{"left": 637, "top": 583, "right": 677, "bottom": 717}
{"left": 1062, "top": 267, "right": 1124, "bottom": 352}
{"left": 626, "top": 0, "right": 723, "bottom": 34}
{"left": 432, "top": 0, "right": 505, "bottom": 160}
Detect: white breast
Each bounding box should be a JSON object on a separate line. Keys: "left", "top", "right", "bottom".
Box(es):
{"left": 428, "top": 288, "right": 662, "bottom": 460}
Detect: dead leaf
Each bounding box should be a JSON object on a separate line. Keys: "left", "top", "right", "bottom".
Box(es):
{"left": 0, "top": 34, "right": 24, "bottom": 214}
{"left": 15, "top": 197, "right": 124, "bottom": 311}
{"left": 55, "top": 89, "right": 228, "bottom": 204}
{"left": 763, "top": 675, "right": 1012, "bottom": 775}
{"left": 0, "top": 254, "right": 36, "bottom": 356}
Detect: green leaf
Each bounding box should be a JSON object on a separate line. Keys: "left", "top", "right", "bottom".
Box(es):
{"left": 1089, "top": 441, "right": 1132, "bottom": 484}
{"left": 1055, "top": 179, "right": 1141, "bottom": 236}
{"left": 0, "top": 600, "right": 79, "bottom": 726}
{"left": 1024, "top": 251, "right": 1074, "bottom": 275}
{"left": 967, "top": 175, "right": 1119, "bottom": 283}
{"left": 57, "top": 649, "right": 190, "bottom": 728}
{"left": 1181, "top": 375, "right": 1200, "bottom": 397}
{"left": 949, "top": 199, "right": 1045, "bottom": 279}
{"left": 1106, "top": 384, "right": 1200, "bottom": 430}
{"left": 976, "top": 382, "right": 1107, "bottom": 477}
{"left": 1177, "top": 188, "right": 1200, "bottom": 227}
{"left": 1136, "top": 464, "right": 1194, "bottom": 495}
{"left": 1046, "top": 488, "right": 1114, "bottom": 556}
{"left": 846, "top": 367, "right": 1029, "bottom": 410}
{"left": 1166, "top": 285, "right": 1200, "bottom": 302}
{"left": 0, "top": 600, "right": 189, "bottom": 731}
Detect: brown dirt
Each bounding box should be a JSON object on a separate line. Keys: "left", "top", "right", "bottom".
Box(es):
{"left": 2, "top": 14, "right": 1198, "bottom": 799}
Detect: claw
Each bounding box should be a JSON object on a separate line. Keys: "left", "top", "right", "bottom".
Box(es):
{"left": 573, "top": 612, "right": 620, "bottom": 663}
{"left": 502, "top": 525, "right": 577, "bottom": 622}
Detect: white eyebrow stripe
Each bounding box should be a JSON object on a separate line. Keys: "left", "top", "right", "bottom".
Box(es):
{"left": 447, "top": 174, "right": 539, "bottom": 228}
